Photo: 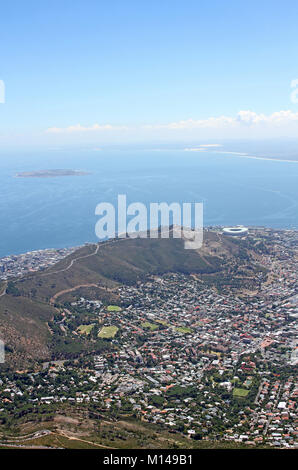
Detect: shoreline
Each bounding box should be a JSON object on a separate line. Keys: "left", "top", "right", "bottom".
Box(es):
{"left": 1, "top": 225, "right": 297, "bottom": 262}
{"left": 184, "top": 148, "right": 298, "bottom": 163}
{"left": 216, "top": 151, "right": 298, "bottom": 164}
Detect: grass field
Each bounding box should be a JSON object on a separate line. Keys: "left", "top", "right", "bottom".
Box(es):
{"left": 155, "top": 319, "right": 169, "bottom": 326}
{"left": 77, "top": 324, "right": 94, "bottom": 335}
{"left": 107, "top": 305, "right": 121, "bottom": 312}
{"left": 175, "top": 326, "right": 193, "bottom": 334}
{"left": 233, "top": 388, "right": 249, "bottom": 398}
{"left": 98, "top": 325, "right": 119, "bottom": 338}
{"left": 141, "top": 321, "right": 158, "bottom": 331}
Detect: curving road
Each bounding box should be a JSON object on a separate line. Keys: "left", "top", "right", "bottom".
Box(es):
{"left": 40, "top": 243, "right": 101, "bottom": 277}
{"left": 0, "top": 281, "right": 7, "bottom": 298}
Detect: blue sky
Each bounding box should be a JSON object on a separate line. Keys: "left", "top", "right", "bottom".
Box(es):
{"left": 1, "top": 0, "right": 298, "bottom": 147}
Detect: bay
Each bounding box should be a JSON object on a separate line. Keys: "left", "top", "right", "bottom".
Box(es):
{"left": 0, "top": 148, "right": 297, "bottom": 258}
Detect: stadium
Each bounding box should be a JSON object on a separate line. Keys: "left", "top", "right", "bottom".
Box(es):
{"left": 222, "top": 226, "right": 248, "bottom": 237}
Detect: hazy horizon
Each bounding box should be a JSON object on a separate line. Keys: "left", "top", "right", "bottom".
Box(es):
{"left": 1, "top": 0, "right": 298, "bottom": 150}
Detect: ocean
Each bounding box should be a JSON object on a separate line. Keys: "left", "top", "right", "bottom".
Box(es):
{"left": 0, "top": 148, "right": 298, "bottom": 258}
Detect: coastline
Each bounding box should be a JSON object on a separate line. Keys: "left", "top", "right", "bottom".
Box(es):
{"left": 1, "top": 226, "right": 297, "bottom": 274}
{"left": 215, "top": 151, "right": 298, "bottom": 164}
{"left": 184, "top": 148, "right": 298, "bottom": 163}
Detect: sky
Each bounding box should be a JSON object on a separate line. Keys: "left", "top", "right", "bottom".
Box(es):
{"left": 0, "top": 0, "right": 298, "bottom": 148}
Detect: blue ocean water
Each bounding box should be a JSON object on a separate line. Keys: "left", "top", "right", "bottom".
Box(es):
{"left": 0, "top": 148, "right": 298, "bottom": 258}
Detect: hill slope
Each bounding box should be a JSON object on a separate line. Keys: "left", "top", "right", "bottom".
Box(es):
{"left": 0, "top": 229, "right": 266, "bottom": 368}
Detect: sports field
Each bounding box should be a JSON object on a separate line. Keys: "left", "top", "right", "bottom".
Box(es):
{"left": 98, "top": 325, "right": 119, "bottom": 338}
{"left": 175, "top": 326, "right": 193, "bottom": 334}
{"left": 107, "top": 305, "right": 121, "bottom": 312}
{"left": 77, "top": 324, "right": 94, "bottom": 335}
{"left": 233, "top": 388, "right": 249, "bottom": 398}
{"left": 141, "top": 321, "right": 158, "bottom": 331}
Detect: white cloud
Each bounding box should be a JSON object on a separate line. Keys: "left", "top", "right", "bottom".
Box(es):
{"left": 46, "top": 111, "right": 298, "bottom": 134}
{"left": 44, "top": 110, "right": 298, "bottom": 143}
{"left": 184, "top": 144, "right": 222, "bottom": 152}
{"left": 148, "top": 110, "right": 298, "bottom": 130}
{"left": 199, "top": 144, "right": 222, "bottom": 147}
{"left": 144, "top": 116, "right": 234, "bottom": 130}
{"left": 46, "top": 123, "right": 129, "bottom": 133}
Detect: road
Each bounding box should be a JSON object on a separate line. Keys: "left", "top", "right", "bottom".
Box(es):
{"left": 254, "top": 379, "right": 266, "bottom": 405}
{"left": 40, "top": 243, "right": 101, "bottom": 277}
{"left": 0, "top": 238, "right": 124, "bottom": 299}
{"left": 0, "top": 429, "right": 53, "bottom": 448}
{"left": 0, "top": 281, "right": 7, "bottom": 298}
{"left": 41, "top": 237, "right": 131, "bottom": 278}
{"left": 263, "top": 382, "right": 283, "bottom": 436}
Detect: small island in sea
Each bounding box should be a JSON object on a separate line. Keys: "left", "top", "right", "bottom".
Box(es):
{"left": 14, "top": 169, "right": 91, "bottom": 178}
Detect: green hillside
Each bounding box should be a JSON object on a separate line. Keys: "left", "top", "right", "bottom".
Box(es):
{"left": 0, "top": 229, "right": 266, "bottom": 368}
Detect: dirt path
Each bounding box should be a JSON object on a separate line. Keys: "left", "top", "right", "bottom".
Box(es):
{"left": 0, "top": 281, "right": 7, "bottom": 298}
{"left": 41, "top": 243, "right": 101, "bottom": 278}
{"left": 55, "top": 431, "right": 116, "bottom": 449}
{"left": 41, "top": 238, "right": 130, "bottom": 279}
{"left": 1, "top": 244, "right": 102, "bottom": 300}
{"left": 50, "top": 283, "right": 119, "bottom": 304}
{"left": 50, "top": 283, "right": 100, "bottom": 304}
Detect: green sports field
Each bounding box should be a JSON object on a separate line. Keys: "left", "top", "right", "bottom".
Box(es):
{"left": 233, "top": 388, "right": 249, "bottom": 398}
{"left": 175, "top": 326, "right": 193, "bottom": 334}
{"left": 141, "top": 321, "right": 158, "bottom": 331}
{"left": 98, "top": 325, "right": 119, "bottom": 338}
{"left": 77, "top": 324, "right": 94, "bottom": 335}
{"left": 107, "top": 305, "right": 121, "bottom": 312}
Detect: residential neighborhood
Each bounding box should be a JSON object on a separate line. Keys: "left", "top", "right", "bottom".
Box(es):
{"left": 0, "top": 227, "right": 297, "bottom": 448}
